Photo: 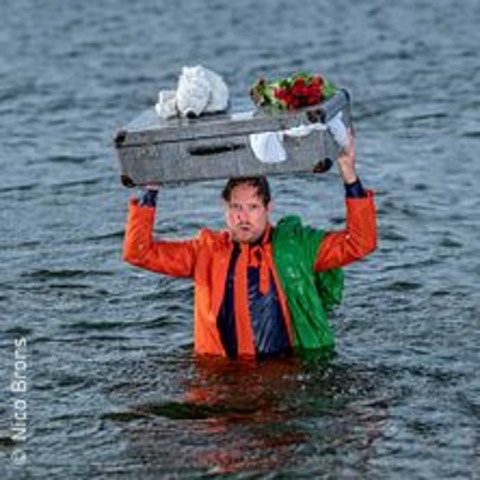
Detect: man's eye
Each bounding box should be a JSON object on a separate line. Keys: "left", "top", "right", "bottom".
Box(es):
{"left": 229, "top": 203, "right": 261, "bottom": 213}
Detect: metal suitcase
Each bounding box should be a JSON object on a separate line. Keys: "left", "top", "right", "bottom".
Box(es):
{"left": 114, "top": 89, "right": 351, "bottom": 186}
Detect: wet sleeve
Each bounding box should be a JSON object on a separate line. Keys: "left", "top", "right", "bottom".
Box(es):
{"left": 345, "top": 178, "right": 367, "bottom": 198}
{"left": 314, "top": 191, "right": 377, "bottom": 271}
{"left": 123, "top": 199, "right": 198, "bottom": 278}
{"left": 138, "top": 189, "right": 158, "bottom": 207}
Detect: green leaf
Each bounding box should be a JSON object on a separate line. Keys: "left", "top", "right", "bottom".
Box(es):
{"left": 322, "top": 80, "right": 337, "bottom": 99}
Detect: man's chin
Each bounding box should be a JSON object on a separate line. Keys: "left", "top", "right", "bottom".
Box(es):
{"left": 233, "top": 230, "right": 258, "bottom": 243}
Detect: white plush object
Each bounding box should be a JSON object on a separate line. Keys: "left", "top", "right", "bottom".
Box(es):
{"left": 155, "top": 65, "right": 229, "bottom": 119}
{"left": 201, "top": 67, "right": 230, "bottom": 113}
{"left": 154, "top": 90, "right": 176, "bottom": 119}
{"left": 176, "top": 66, "right": 212, "bottom": 117}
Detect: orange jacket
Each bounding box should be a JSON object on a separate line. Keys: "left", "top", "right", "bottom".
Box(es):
{"left": 123, "top": 192, "right": 377, "bottom": 356}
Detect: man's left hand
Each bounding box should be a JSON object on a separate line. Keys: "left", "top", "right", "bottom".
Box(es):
{"left": 337, "top": 129, "right": 358, "bottom": 185}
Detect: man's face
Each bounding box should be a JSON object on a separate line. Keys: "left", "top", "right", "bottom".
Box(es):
{"left": 225, "top": 184, "right": 272, "bottom": 243}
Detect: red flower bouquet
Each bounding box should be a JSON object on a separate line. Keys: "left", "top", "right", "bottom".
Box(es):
{"left": 250, "top": 72, "right": 337, "bottom": 110}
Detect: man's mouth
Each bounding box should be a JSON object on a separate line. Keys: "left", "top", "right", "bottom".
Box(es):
{"left": 237, "top": 224, "right": 252, "bottom": 231}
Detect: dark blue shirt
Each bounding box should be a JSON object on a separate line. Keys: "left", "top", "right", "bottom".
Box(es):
{"left": 216, "top": 236, "right": 291, "bottom": 359}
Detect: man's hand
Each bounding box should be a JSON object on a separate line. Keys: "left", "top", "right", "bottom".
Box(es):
{"left": 336, "top": 129, "right": 358, "bottom": 185}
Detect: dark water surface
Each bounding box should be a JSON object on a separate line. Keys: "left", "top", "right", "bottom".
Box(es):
{"left": 1, "top": 0, "right": 479, "bottom": 478}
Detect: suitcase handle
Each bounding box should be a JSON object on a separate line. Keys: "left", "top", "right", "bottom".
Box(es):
{"left": 314, "top": 89, "right": 350, "bottom": 123}
{"left": 188, "top": 143, "right": 246, "bottom": 156}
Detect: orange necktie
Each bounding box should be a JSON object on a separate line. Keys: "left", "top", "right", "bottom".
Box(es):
{"left": 248, "top": 244, "right": 270, "bottom": 296}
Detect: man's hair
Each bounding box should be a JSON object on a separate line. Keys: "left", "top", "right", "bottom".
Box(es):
{"left": 221, "top": 176, "right": 271, "bottom": 207}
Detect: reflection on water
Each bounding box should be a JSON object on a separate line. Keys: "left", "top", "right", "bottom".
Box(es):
{"left": 103, "top": 353, "right": 389, "bottom": 476}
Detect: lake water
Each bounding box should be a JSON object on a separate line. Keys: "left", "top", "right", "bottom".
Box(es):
{"left": 1, "top": 0, "right": 479, "bottom": 478}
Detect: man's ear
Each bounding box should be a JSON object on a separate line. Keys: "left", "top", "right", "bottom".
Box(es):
{"left": 267, "top": 201, "right": 273, "bottom": 214}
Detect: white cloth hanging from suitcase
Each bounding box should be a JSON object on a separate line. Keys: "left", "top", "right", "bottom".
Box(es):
{"left": 249, "top": 112, "right": 348, "bottom": 163}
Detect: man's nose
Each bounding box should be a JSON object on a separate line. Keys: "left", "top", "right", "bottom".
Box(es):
{"left": 237, "top": 207, "right": 249, "bottom": 222}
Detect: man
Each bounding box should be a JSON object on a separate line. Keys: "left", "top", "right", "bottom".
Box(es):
{"left": 123, "top": 133, "right": 377, "bottom": 359}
